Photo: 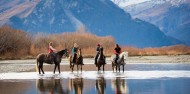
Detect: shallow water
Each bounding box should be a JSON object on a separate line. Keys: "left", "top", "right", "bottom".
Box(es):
{"left": 0, "top": 78, "right": 190, "bottom": 94}
{"left": 0, "top": 63, "right": 190, "bottom": 94}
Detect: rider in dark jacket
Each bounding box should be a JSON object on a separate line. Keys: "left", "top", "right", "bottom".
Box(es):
{"left": 114, "top": 44, "right": 121, "bottom": 64}
{"left": 95, "top": 44, "right": 101, "bottom": 65}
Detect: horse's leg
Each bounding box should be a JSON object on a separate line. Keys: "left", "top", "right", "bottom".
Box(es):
{"left": 118, "top": 65, "right": 120, "bottom": 72}
{"left": 97, "top": 64, "right": 100, "bottom": 71}
{"left": 40, "top": 63, "right": 44, "bottom": 74}
{"left": 71, "top": 65, "right": 74, "bottom": 72}
{"left": 58, "top": 64, "right": 61, "bottom": 74}
{"left": 38, "top": 63, "right": 41, "bottom": 74}
{"left": 112, "top": 62, "right": 114, "bottom": 72}
{"left": 77, "top": 65, "right": 79, "bottom": 72}
{"left": 123, "top": 64, "right": 124, "bottom": 72}
{"left": 116, "top": 64, "right": 117, "bottom": 72}
{"left": 103, "top": 64, "right": 105, "bottom": 72}
{"left": 54, "top": 64, "right": 57, "bottom": 74}
{"left": 81, "top": 65, "right": 82, "bottom": 72}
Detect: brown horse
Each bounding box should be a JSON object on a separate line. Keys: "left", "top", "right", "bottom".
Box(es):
{"left": 96, "top": 47, "right": 106, "bottom": 72}
{"left": 36, "top": 49, "right": 68, "bottom": 74}
{"left": 69, "top": 48, "right": 84, "bottom": 72}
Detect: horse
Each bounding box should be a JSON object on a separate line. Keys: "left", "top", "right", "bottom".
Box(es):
{"left": 111, "top": 52, "right": 128, "bottom": 72}
{"left": 96, "top": 47, "right": 106, "bottom": 72}
{"left": 69, "top": 48, "right": 84, "bottom": 72}
{"left": 36, "top": 49, "right": 68, "bottom": 74}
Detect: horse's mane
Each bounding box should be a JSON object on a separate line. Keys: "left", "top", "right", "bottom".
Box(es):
{"left": 119, "top": 52, "right": 128, "bottom": 58}
{"left": 56, "top": 49, "right": 67, "bottom": 56}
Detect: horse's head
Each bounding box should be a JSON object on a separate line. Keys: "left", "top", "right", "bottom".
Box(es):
{"left": 120, "top": 52, "right": 128, "bottom": 60}
{"left": 77, "top": 48, "right": 82, "bottom": 56}
{"left": 57, "top": 49, "right": 69, "bottom": 57}
{"left": 64, "top": 49, "right": 69, "bottom": 57}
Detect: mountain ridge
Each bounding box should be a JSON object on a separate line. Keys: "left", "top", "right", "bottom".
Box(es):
{"left": 0, "top": 0, "right": 183, "bottom": 47}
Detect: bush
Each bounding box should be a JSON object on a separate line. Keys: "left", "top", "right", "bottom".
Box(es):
{"left": 0, "top": 26, "right": 31, "bottom": 58}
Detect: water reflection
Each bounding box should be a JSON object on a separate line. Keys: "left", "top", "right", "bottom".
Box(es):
{"left": 69, "top": 78, "right": 83, "bottom": 94}
{"left": 36, "top": 78, "right": 84, "bottom": 94}
{"left": 96, "top": 77, "right": 106, "bottom": 94}
{"left": 111, "top": 77, "right": 129, "bottom": 94}
{"left": 36, "top": 79, "right": 69, "bottom": 94}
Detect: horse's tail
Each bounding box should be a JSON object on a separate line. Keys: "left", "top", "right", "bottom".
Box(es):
{"left": 36, "top": 59, "right": 39, "bottom": 72}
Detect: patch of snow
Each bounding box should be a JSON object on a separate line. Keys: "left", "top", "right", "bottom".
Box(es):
{"left": 111, "top": 0, "right": 151, "bottom": 7}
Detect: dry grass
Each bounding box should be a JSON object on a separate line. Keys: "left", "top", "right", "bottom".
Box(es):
{"left": 29, "top": 27, "right": 116, "bottom": 58}
{"left": 0, "top": 26, "right": 31, "bottom": 59}
{"left": 124, "top": 45, "right": 190, "bottom": 56}
{"left": 0, "top": 26, "right": 190, "bottom": 59}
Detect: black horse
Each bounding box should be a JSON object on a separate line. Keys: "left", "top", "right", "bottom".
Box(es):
{"left": 97, "top": 47, "right": 106, "bottom": 72}
{"left": 36, "top": 49, "right": 68, "bottom": 74}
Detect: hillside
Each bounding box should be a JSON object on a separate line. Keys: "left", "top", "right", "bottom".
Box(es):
{"left": 0, "top": 0, "right": 182, "bottom": 47}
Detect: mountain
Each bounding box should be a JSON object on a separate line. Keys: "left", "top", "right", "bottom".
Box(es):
{"left": 0, "top": 0, "right": 182, "bottom": 48}
{"left": 112, "top": 0, "right": 190, "bottom": 45}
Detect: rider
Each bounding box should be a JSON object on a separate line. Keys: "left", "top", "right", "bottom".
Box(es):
{"left": 95, "top": 44, "right": 101, "bottom": 65}
{"left": 114, "top": 44, "right": 121, "bottom": 64}
{"left": 72, "top": 43, "right": 78, "bottom": 64}
{"left": 49, "top": 42, "right": 56, "bottom": 64}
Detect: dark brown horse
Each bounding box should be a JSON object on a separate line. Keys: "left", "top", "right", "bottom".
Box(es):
{"left": 97, "top": 47, "right": 106, "bottom": 72}
{"left": 69, "top": 48, "right": 84, "bottom": 72}
{"left": 36, "top": 49, "right": 68, "bottom": 74}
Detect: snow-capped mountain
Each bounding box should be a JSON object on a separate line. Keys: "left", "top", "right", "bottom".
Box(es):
{"left": 112, "top": 0, "right": 190, "bottom": 45}
{"left": 0, "top": 0, "right": 182, "bottom": 47}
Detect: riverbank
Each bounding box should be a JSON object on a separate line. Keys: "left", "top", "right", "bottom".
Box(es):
{"left": 0, "top": 55, "right": 190, "bottom": 73}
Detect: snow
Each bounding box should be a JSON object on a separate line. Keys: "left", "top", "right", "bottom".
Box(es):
{"left": 0, "top": 70, "right": 190, "bottom": 80}
{"left": 111, "top": 0, "right": 186, "bottom": 7}
{"left": 111, "top": 0, "right": 151, "bottom": 7}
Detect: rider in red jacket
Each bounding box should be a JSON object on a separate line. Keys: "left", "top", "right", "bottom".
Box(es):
{"left": 49, "top": 42, "right": 56, "bottom": 64}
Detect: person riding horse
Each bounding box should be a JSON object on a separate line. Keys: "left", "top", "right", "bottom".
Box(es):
{"left": 95, "top": 44, "right": 101, "bottom": 65}
{"left": 72, "top": 43, "right": 78, "bottom": 64}
{"left": 49, "top": 42, "right": 56, "bottom": 64}
{"left": 114, "top": 44, "right": 121, "bottom": 64}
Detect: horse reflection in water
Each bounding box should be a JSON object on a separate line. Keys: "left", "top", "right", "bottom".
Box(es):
{"left": 111, "top": 77, "right": 129, "bottom": 94}
{"left": 69, "top": 78, "right": 84, "bottom": 94}
{"left": 96, "top": 77, "right": 106, "bottom": 94}
{"left": 36, "top": 79, "right": 69, "bottom": 94}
